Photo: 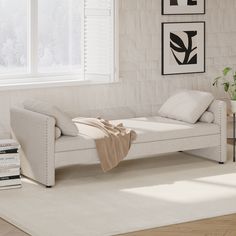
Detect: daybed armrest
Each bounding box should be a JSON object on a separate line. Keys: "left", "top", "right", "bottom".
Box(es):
{"left": 208, "top": 100, "right": 227, "bottom": 126}
{"left": 184, "top": 99, "right": 227, "bottom": 163}
{"left": 10, "top": 108, "right": 56, "bottom": 187}
{"left": 207, "top": 100, "right": 227, "bottom": 161}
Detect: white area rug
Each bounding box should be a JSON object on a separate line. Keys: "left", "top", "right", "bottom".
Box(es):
{"left": 0, "top": 151, "right": 236, "bottom": 236}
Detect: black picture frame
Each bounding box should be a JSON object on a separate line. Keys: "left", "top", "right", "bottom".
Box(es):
{"left": 162, "top": 22, "right": 206, "bottom": 76}
{"left": 162, "top": 0, "right": 206, "bottom": 15}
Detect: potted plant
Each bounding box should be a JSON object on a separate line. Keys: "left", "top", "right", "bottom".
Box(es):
{"left": 213, "top": 67, "right": 236, "bottom": 113}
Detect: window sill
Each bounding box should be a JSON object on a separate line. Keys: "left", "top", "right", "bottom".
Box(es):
{"left": 0, "top": 76, "right": 118, "bottom": 91}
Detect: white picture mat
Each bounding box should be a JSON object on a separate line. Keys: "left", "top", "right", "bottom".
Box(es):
{"left": 163, "top": 0, "right": 205, "bottom": 14}
{"left": 162, "top": 22, "right": 205, "bottom": 75}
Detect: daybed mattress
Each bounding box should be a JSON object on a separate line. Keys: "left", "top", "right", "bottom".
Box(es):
{"left": 55, "top": 116, "right": 220, "bottom": 153}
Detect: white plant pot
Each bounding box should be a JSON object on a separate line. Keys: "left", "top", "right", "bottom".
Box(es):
{"left": 230, "top": 100, "right": 236, "bottom": 113}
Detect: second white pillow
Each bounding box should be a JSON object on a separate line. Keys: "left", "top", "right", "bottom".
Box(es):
{"left": 159, "top": 90, "right": 214, "bottom": 124}
{"left": 199, "top": 111, "right": 214, "bottom": 123}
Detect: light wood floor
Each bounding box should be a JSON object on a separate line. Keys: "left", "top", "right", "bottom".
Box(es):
{"left": 1, "top": 214, "right": 236, "bottom": 236}
{"left": 119, "top": 214, "right": 236, "bottom": 236}
{"left": 0, "top": 218, "right": 29, "bottom": 236}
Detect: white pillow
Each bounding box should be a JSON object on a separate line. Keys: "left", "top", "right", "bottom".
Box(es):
{"left": 159, "top": 90, "right": 214, "bottom": 124}
{"left": 23, "top": 99, "right": 78, "bottom": 136}
{"left": 199, "top": 111, "right": 214, "bottom": 123}
{"left": 55, "top": 127, "right": 62, "bottom": 139}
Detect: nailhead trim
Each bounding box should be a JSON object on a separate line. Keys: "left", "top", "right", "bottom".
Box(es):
{"left": 45, "top": 118, "right": 49, "bottom": 186}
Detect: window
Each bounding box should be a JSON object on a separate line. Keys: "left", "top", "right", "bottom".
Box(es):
{"left": 38, "top": 0, "right": 82, "bottom": 73}
{"left": 0, "top": 0, "right": 116, "bottom": 84}
{"left": 0, "top": 0, "right": 28, "bottom": 75}
{"left": 84, "top": 0, "right": 115, "bottom": 81}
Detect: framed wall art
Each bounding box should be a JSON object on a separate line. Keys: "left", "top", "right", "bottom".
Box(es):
{"left": 162, "top": 22, "right": 205, "bottom": 75}
{"left": 162, "top": 0, "right": 205, "bottom": 15}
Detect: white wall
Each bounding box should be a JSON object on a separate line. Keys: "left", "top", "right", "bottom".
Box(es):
{"left": 0, "top": 0, "right": 236, "bottom": 137}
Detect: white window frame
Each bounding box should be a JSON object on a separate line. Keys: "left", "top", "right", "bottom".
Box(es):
{"left": 114, "top": 0, "right": 119, "bottom": 83}
{"left": 0, "top": 0, "right": 119, "bottom": 90}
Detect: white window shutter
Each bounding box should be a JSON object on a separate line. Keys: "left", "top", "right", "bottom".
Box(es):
{"left": 84, "top": 0, "right": 114, "bottom": 81}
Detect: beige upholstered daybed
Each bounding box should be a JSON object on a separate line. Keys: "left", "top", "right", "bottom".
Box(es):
{"left": 10, "top": 91, "right": 227, "bottom": 187}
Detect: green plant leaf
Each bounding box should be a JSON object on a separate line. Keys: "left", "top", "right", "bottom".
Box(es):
{"left": 234, "top": 72, "right": 236, "bottom": 82}
{"left": 223, "top": 67, "right": 232, "bottom": 76}
{"left": 213, "top": 76, "right": 221, "bottom": 87}
{"left": 232, "top": 93, "right": 236, "bottom": 100}
{"left": 223, "top": 82, "right": 229, "bottom": 92}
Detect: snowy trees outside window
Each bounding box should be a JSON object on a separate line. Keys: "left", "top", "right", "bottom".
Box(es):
{"left": 38, "top": 0, "right": 82, "bottom": 73}
{"left": 0, "top": 0, "right": 114, "bottom": 82}
{"left": 0, "top": 0, "right": 28, "bottom": 74}
{"left": 0, "top": 0, "right": 82, "bottom": 75}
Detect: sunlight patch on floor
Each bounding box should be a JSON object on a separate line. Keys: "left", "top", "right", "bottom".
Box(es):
{"left": 21, "top": 178, "right": 39, "bottom": 186}
{"left": 121, "top": 173, "right": 236, "bottom": 203}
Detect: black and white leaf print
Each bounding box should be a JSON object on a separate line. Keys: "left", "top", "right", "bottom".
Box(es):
{"left": 170, "top": 0, "right": 197, "bottom": 6}
{"left": 170, "top": 33, "right": 187, "bottom": 51}
{"left": 170, "top": 31, "right": 197, "bottom": 65}
{"left": 170, "top": 0, "right": 178, "bottom": 5}
{"left": 188, "top": 0, "right": 197, "bottom": 5}
{"left": 188, "top": 54, "right": 197, "bottom": 64}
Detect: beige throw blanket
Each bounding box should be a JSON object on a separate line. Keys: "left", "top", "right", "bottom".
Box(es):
{"left": 73, "top": 117, "right": 137, "bottom": 172}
